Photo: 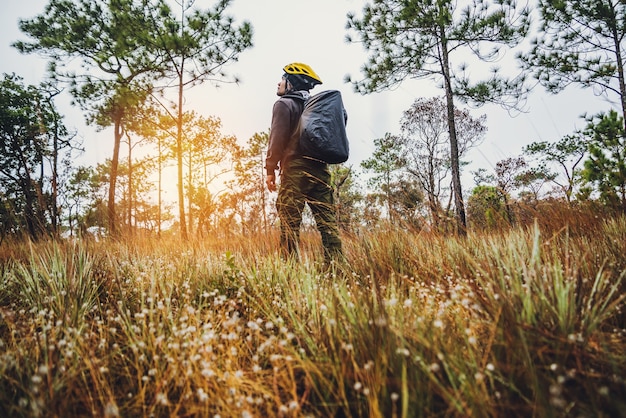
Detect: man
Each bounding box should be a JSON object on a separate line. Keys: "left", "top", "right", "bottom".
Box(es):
{"left": 265, "top": 62, "right": 343, "bottom": 265}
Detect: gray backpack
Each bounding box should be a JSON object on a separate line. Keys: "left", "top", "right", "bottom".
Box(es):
{"left": 298, "top": 90, "right": 349, "bottom": 164}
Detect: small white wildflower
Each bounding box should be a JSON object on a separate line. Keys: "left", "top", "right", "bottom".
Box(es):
{"left": 429, "top": 363, "right": 440, "bottom": 373}
{"left": 155, "top": 392, "right": 168, "bottom": 405}
{"left": 374, "top": 316, "right": 387, "bottom": 327}
{"left": 486, "top": 363, "right": 495, "bottom": 372}
{"left": 403, "top": 299, "right": 413, "bottom": 308}
{"left": 433, "top": 319, "right": 444, "bottom": 328}
{"left": 354, "top": 382, "right": 362, "bottom": 391}
{"left": 550, "top": 363, "right": 558, "bottom": 371}
{"left": 396, "top": 347, "right": 410, "bottom": 357}
{"left": 549, "top": 384, "right": 562, "bottom": 396}
{"left": 390, "top": 392, "right": 399, "bottom": 401}
{"left": 104, "top": 400, "right": 120, "bottom": 418}
{"left": 203, "top": 330, "right": 216, "bottom": 342}
{"left": 197, "top": 388, "right": 209, "bottom": 402}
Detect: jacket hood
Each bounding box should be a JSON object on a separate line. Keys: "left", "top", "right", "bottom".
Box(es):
{"left": 282, "top": 90, "right": 310, "bottom": 101}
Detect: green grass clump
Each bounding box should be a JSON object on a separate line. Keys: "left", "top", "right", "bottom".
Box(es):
{"left": 0, "top": 215, "right": 624, "bottom": 417}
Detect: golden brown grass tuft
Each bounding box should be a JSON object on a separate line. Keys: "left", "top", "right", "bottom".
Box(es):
{"left": 1, "top": 206, "right": 624, "bottom": 417}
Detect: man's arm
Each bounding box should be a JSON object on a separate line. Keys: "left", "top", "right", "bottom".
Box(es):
{"left": 265, "top": 100, "right": 292, "bottom": 175}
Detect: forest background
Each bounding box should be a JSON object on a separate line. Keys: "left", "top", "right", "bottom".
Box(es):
{"left": 1, "top": 0, "right": 620, "bottom": 241}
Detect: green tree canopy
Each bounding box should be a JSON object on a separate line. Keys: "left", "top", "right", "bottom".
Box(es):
{"left": 14, "top": 0, "right": 172, "bottom": 234}
{"left": 0, "top": 74, "right": 72, "bottom": 240}
{"left": 14, "top": 0, "right": 253, "bottom": 238}
{"left": 582, "top": 110, "right": 626, "bottom": 210}
{"left": 146, "top": 0, "right": 253, "bottom": 239}
{"left": 361, "top": 133, "right": 406, "bottom": 224}
{"left": 346, "top": 0, "right": 529, "bottom": 233}
{"left": 523, "top": 133, "right": 588, "bottom": 203}
{"left": 519, "top": 0, "right": 626, "bottom": 122}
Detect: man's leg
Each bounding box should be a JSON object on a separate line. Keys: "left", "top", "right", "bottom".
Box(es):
{"left": 306, "top": 170, "right": 343, "bottom": 264}
{"left": 276, "top": 170, "right": 305, "bottom": 260}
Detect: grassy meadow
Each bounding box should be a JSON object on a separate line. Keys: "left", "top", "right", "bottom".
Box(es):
{"left": 1, "top": 206, "right": 625, "bottom": 417}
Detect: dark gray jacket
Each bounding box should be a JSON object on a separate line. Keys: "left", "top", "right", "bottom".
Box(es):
{"left": 265, "top": 91, "right": 308, "bottom": 175}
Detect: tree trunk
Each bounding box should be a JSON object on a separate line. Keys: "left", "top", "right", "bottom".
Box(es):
{"left": 127, "top": 132, "right": 133, "bottom": 236}
{"left": 22, "top": 177, "right": 38, "bottom": 240}
{"left": 51, "top": 122, "right": 59, "bottom": 236}
{"left": 176, "top": 60, "right": 188, "bottom": 240}
{"left": 108, "top": 117, "right": 123, "bottom": 236}
{"left": 439, "top": 31, "right": 467, "bottom": 235}
{"left": 608, "top": 7, "right": 626, "bottom": 129}
{"left": 427, "top": 157, "right": 440, "bottom": 228}
{"left": 261, "top": 150, "right": 267, "bottom": 233}
{"left": 158, "top": 134, "right": 162, "bottom": 237}
{"left": 187, "top": 150, "right": 193, "bottom": 237}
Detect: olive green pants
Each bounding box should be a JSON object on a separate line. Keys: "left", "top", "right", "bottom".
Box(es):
{"left": 277, "top": 158, "right": 343, "bottom": 262}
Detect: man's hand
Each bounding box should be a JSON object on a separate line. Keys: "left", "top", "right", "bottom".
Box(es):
{"left": 266, "top": 173, "right": 277, "bottom": 192}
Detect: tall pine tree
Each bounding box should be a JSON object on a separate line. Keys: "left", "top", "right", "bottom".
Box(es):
{"left": 346, "top": 0, "right": 530, "bottom": 234}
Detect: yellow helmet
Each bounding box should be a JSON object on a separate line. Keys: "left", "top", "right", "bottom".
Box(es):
{"left": 283, "top": 62, "right": 322, "bottom": 90}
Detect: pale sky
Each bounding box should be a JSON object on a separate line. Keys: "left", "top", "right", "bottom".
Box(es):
{"left": 0, "top": 0, "right": 612, "bottom": 195}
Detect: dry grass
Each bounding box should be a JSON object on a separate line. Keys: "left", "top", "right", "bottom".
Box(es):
{"left": 1, "top": 207, "right": 625, "bottom": 417}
